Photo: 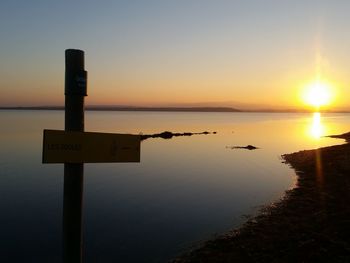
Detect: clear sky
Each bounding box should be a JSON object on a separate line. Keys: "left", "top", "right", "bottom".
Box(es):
{"left": 1, "top": 0, "right": 349, "bottom": 110}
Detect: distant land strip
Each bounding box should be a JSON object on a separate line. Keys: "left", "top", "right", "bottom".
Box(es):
{"left": 0, "top": 106, "right": 240, "bottom": 112}
{"left": 1, "top": 106, "right": 349, "bottom": 113}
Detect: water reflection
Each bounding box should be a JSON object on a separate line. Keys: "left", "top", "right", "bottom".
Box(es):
{"left": 309, "top": 112, "right": 325, "bottom": 139}
{"left": 308, "top": 113, "right": 325, "bottom": 187}
{"left": 2, "top": 111, "right": 349, "bottom": 262}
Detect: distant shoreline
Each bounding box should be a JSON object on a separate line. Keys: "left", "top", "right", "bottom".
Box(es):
{"left": 0, "top": 106, "right": 349, "bottom": 113}
{"left": 0, "top": 106, "right": 240, "bottom": 112}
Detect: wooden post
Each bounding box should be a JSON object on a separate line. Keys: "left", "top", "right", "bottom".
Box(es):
{"left": 63, "top": 49, "right": 87, "bottom": 263}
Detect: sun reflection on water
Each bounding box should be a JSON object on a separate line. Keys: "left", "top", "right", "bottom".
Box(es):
{"left": 309, "top": 112, "right": 325, "bottom": 139}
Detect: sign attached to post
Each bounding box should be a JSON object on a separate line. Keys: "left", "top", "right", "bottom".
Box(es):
{"left": 43, "top": 129, "right": 140, "bottom": 163}
{"left": 75, "top": 70, "right": 87, "bottom": 95}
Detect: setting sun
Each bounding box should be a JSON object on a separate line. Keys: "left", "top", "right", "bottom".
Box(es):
{"left": 303, "top": 81, "right": 333, "bottom": 108}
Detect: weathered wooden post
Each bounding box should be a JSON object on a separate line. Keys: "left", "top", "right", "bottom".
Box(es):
{"left": 63, "top": 49, "right": 87, "bottom": 263}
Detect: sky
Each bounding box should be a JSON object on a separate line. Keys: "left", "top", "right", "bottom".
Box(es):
{"left": 1, "top": 0, "right": 350, "bottom": 110}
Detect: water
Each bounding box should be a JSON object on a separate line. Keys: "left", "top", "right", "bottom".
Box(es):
{"left": 0, "top": 111, "right": 349, "bottom": 262}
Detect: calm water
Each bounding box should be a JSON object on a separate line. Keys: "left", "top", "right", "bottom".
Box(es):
{"left": 0, "top": 111, "right": 349, "bottom": 262}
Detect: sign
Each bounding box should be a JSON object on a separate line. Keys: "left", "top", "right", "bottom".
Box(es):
{"left": 75, "top": 70, "right": 87, "bottom": 95}
{"left": 42, "top": 129, "right": 140, "bottom": 163}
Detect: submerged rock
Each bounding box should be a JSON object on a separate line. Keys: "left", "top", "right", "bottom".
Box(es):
{"left": 226, "top": 145, "right": 259, "bottom": 150}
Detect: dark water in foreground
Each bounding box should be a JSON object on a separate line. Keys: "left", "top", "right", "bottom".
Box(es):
{"left": 0, "top": 111, "right": 348, "bottom": 262}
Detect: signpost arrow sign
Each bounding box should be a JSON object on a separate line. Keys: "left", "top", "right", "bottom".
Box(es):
{"left": 43, "top": 129, "right": 141, "bottom": 163}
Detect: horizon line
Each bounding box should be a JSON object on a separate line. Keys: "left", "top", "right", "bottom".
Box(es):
{"left": 0, "top": 105, "right": 349, "bottom": 113}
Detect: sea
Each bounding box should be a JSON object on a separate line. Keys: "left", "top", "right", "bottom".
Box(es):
{"left": 0, "top": 110, "right": 348, "bottom": 262}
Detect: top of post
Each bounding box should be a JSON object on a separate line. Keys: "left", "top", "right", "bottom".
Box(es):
{"left": 65, "top": 49, "right": 87, "bottom": 96}
{"left": 65, "top": 49, "right": 85, "bottom": 71}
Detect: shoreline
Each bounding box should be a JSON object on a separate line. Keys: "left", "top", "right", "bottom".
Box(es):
{"left": 173, "top": 134, "right": 350, "bottom": 262}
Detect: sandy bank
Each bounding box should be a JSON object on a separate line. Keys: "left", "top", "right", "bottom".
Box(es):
{"left": 172, "top": 136, "right": 350, "bottom": 262}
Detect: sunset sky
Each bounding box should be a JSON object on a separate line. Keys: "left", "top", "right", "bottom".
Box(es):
{"left": 1, "top": 0, "right": 349, "bottom": 110}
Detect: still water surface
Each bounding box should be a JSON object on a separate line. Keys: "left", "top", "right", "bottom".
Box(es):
{"left": 0, "top": 111, "right": 348, "bottom": 262}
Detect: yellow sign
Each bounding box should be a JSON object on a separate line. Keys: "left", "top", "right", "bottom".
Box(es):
{"left": 42, "top": 129, "right": 140, "bottom": 163}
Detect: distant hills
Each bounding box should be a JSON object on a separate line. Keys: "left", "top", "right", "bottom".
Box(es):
{"left": 87, "top": 106, "right": 241, "bottom": 112}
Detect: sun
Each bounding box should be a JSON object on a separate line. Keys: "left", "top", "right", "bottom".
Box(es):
{"left": 303, "top": 81, "right": 333, "bottom": 108}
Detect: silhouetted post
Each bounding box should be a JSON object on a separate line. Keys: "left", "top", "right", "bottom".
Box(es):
{"left": 63, "top": 49, "right": 87, "bottom": 263}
